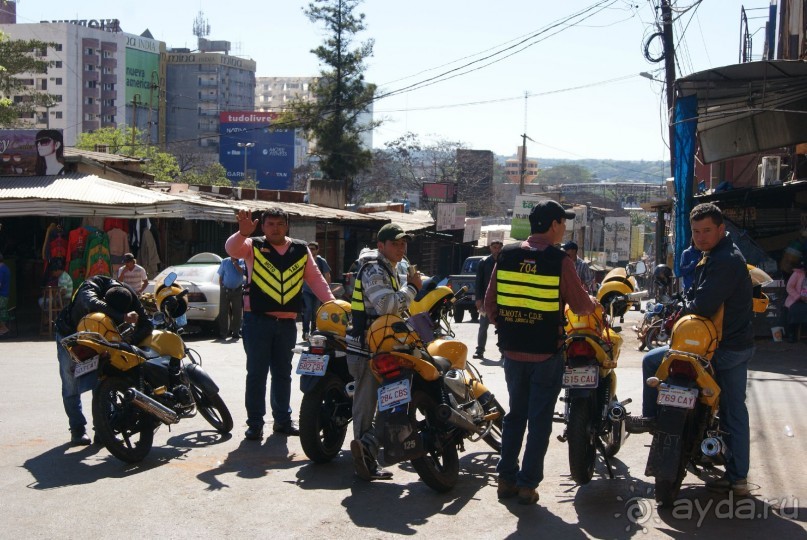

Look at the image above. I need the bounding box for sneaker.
[473,351,484,359]
[369,466,393,480]
[70,429,91,446]
[707,476,751,497]
[626,415,656,434]
[497,478,519,499]
[351,440,372,481]
[518,487,540,505]
[272,421,300,436]
[302,333,309,342]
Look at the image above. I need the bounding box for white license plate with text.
[378,379,411,412]
[295,353,330,376]
[657,385,698,409]
[563,365,599,388]
[74,355,99,377]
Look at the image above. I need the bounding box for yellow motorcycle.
[367,280,505,492]
[643,265,771,506]
[61,272,233,463]
[559,262,647,484]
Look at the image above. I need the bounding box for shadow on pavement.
[23,442,188,490]
[195,433,297,490]
[749,341,807,377]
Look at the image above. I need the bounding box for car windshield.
[463,259,481,273]
[153,265,219,285]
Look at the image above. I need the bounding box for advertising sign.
[218,111,295,190]
[511,194,551,240]
[463,217,482,243]
[421,182,456,203]
[124,37,161,107]
[0,129,65,176]
[436,203,466,231]
[603,216,631,263]
[487,229,505,246]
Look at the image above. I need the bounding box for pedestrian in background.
[217,256,245,340]
[486,201,597,505]
[301,241,331,341]
[679,240,702,292]
[226,208,334,441]
[473,240,502,360]
[562,241,595,294]
[0,252,10,337]
[117,253,148,294]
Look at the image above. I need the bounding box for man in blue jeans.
[301,242,331,341]
[627,202,755,497]
[484,201,597,504]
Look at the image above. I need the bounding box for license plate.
[295,353,329,376]
[378,379,411,412]
[563,365,599,388]
[74,355,99,377]
[657,385,698,409]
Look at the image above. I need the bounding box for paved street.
[1,310,805,538]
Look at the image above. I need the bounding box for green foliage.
[538,163,592,185]
[179,162,231,187]
[0,32,57,127]
[75,126,180,182]
[538,158,668,183]
[288,0,377,199]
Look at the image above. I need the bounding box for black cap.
[377,223,413,243]
[529,200,575,233]
[562,241,578,251]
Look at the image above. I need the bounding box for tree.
[75,126,180,182]
[179,162,231,187]
[0,32,57,127]
[539,164,593,185]
[288,0,377,200]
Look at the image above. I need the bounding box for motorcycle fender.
[185,362,220,395]
[568,387,594,399]
[645,407,689,479]
[300,374,323,394]
[377,408,424,464]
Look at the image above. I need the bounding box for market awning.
[0,174,235,219]
[677,60,807,163]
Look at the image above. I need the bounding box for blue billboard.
[219,111,295,190]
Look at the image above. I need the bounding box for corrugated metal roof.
[365,210,434,232]
[64,148,143,164]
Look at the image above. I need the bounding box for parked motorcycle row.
[59,264,762,506]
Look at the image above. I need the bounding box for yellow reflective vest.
[249,238,309,313]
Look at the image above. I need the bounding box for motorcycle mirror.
[164,271,178,287]
[634,261,647,275]
[391,321,410,334]
[152,312,165,325]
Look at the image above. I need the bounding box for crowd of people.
[42,200,801,507]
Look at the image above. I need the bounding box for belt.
[223,285,243,291]
[256,312,295,322]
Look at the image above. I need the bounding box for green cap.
[377,223,413,243]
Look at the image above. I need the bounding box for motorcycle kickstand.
[595,438,614,479]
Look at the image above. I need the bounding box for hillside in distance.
[500,156,669,184]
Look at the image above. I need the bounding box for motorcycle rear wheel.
[93,377,156,463]
[644,323,668,350]
[191,384,233,434]
[410,391,460,492]
[567,397,596,485]
[299,373,351,463]
[481,397,504,453]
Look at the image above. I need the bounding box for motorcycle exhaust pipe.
[701,436,726,457]
[126,388,179,425]
[608,404,627,422]
[436,404,481,434]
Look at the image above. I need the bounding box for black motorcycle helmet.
[653,264,673,287]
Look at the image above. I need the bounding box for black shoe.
[272,421,300,436]
[472,351,483,359]
[626,415,656,434]
[244,426,264,441]
[351,440,391,480]
[70,430,91,446]
[369,466,393,480]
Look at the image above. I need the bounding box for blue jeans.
[301,291,321,335]
[642,345,754,481]
[497,351,564,489]
[476,314,490,355]
[56,332,97,433]
[242,312,297,429]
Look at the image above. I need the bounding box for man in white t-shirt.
[117,253,148,294]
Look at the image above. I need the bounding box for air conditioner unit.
[759,156,781,186]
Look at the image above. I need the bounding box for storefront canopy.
[0,174,235,220]
[677,60,807,164]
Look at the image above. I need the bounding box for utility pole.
[660,0,676,174]
[519,91,528,195]
[131,94,141,149]
[146,71,159,146]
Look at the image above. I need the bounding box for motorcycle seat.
[431,355,452,374]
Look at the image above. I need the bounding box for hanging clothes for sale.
[107,227,130,275]
[67,225,92,289]
[42,223,68,273]
[85,229,112,278]
[128,218,151,259]
[139,227,161,277]
[103,218,129,233]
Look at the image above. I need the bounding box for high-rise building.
[0,20,163,146]
[164,43,256,153]
[505,146,538,184]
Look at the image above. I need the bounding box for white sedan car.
[145,252,224,328]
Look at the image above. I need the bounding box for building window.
[84,47,94,55]
[54,61,63,68]
[55,44,63,51]
[55,78,63,85]
[55,112,63,119]
[85,97,94,105]
[86,81,97,88]
[85,64,95,71]
[39,79,47,90]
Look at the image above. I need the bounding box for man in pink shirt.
[485,200,598,505]
[226,208,335,441]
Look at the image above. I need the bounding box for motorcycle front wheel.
[643,322,669,350]
[299,373,351,463]
[93,377,156,463]
[567,396,596,485]
[191,383,233,434]
[410,391,460,493]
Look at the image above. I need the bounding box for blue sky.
[15,0,770,161]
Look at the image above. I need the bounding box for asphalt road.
[1,310,805,539]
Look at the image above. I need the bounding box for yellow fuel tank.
[148,330,186,359]
[427,338,468,370]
